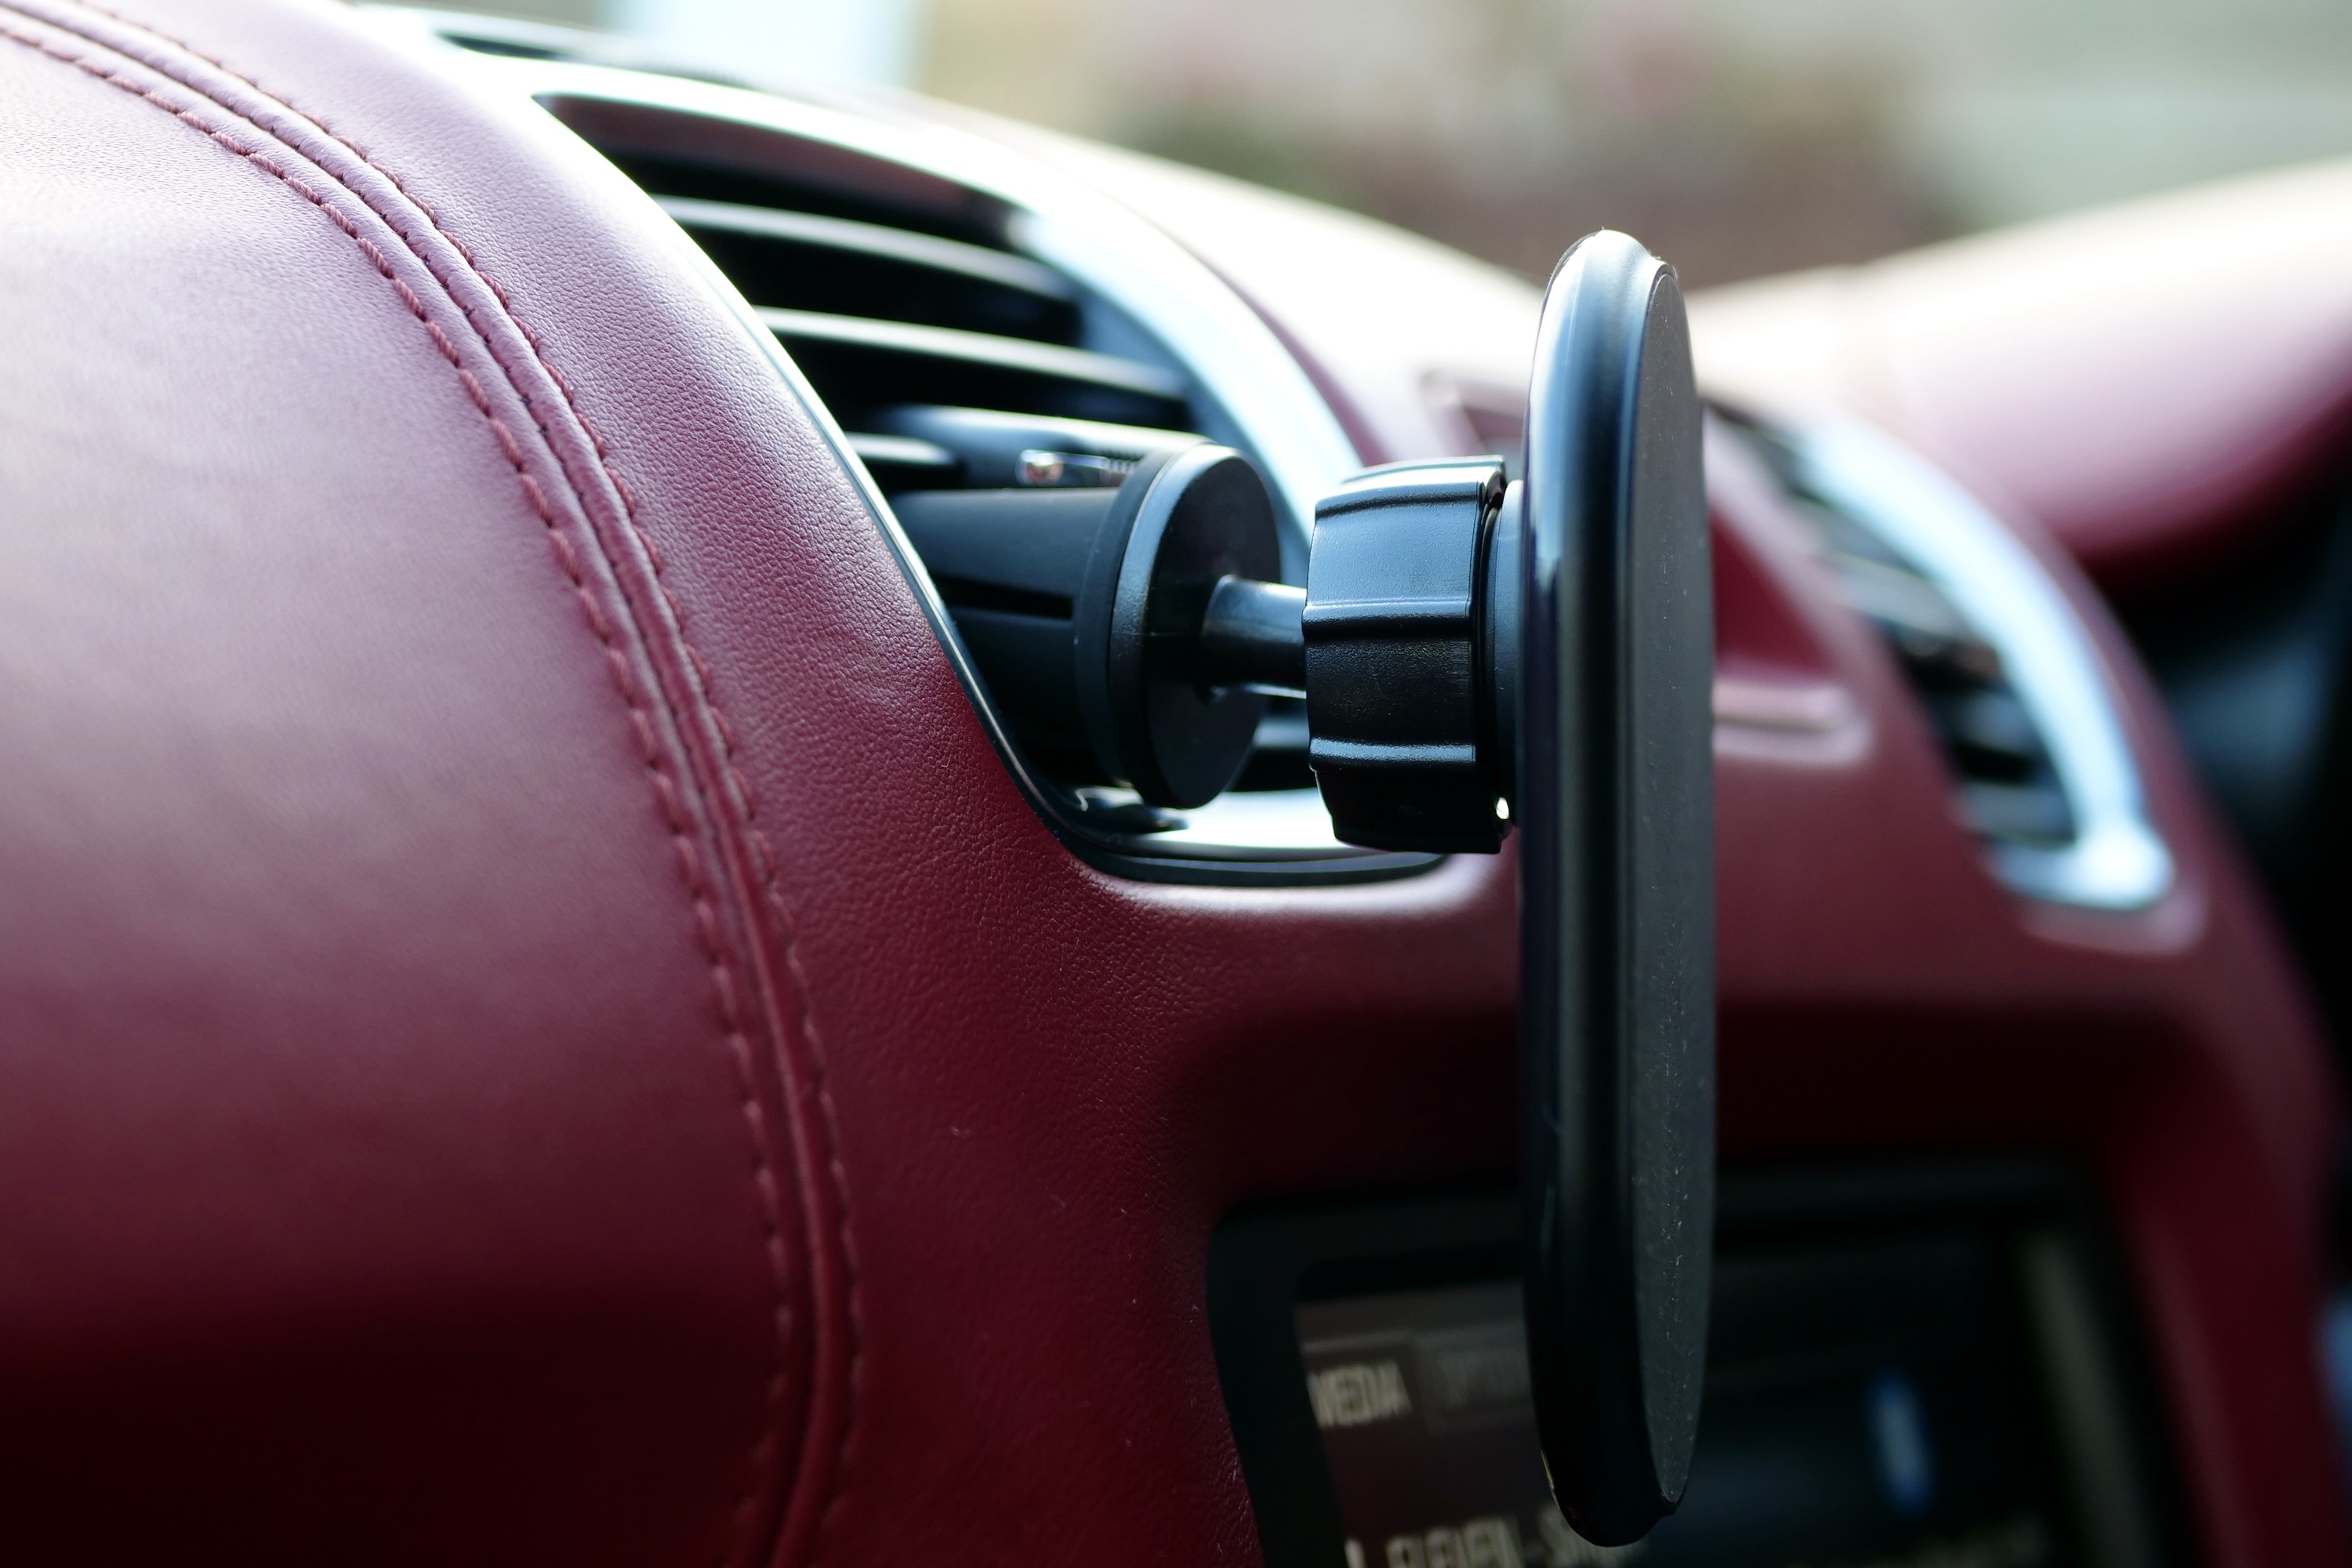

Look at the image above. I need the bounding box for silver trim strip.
[1788,419,2174,911]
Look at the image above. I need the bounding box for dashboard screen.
[1297,1236,2076,1568]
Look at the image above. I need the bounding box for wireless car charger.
[893,230,1714,1545]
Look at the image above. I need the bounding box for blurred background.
[445,0,2352,289]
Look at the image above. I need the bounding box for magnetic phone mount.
[896,230,1714,1545]
[1516,230,1714,1545]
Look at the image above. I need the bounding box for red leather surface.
[1687,163,2352,589]
[0,2,2342,1565]
[0,4,828,1559]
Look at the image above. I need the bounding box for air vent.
[1735,417,2074,848]
[595,145,1203,466]
[1723,412,2172,909]
[1798,495,2076,845]
[550,101,1320,797]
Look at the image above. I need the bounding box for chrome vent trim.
[1755,417,2173,912]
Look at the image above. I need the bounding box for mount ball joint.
[895,230,1713,1547]
[1302,459,1521,853]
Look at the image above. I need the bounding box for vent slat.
[847,432,959,472]
[658,195,1072,301]
[757,308,1189,401]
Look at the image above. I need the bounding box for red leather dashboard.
[1689,169,2352,591]
[0,1,2338,1564]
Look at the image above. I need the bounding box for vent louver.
[598,147,1203,480]
[1731,418,2078,854]
[1806,505,2077,846]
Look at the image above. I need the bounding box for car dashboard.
[0,2,2339,1565]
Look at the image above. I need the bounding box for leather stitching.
[0,12,830,1565]
[14,27,870,1536]
[693,651,868,1568]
